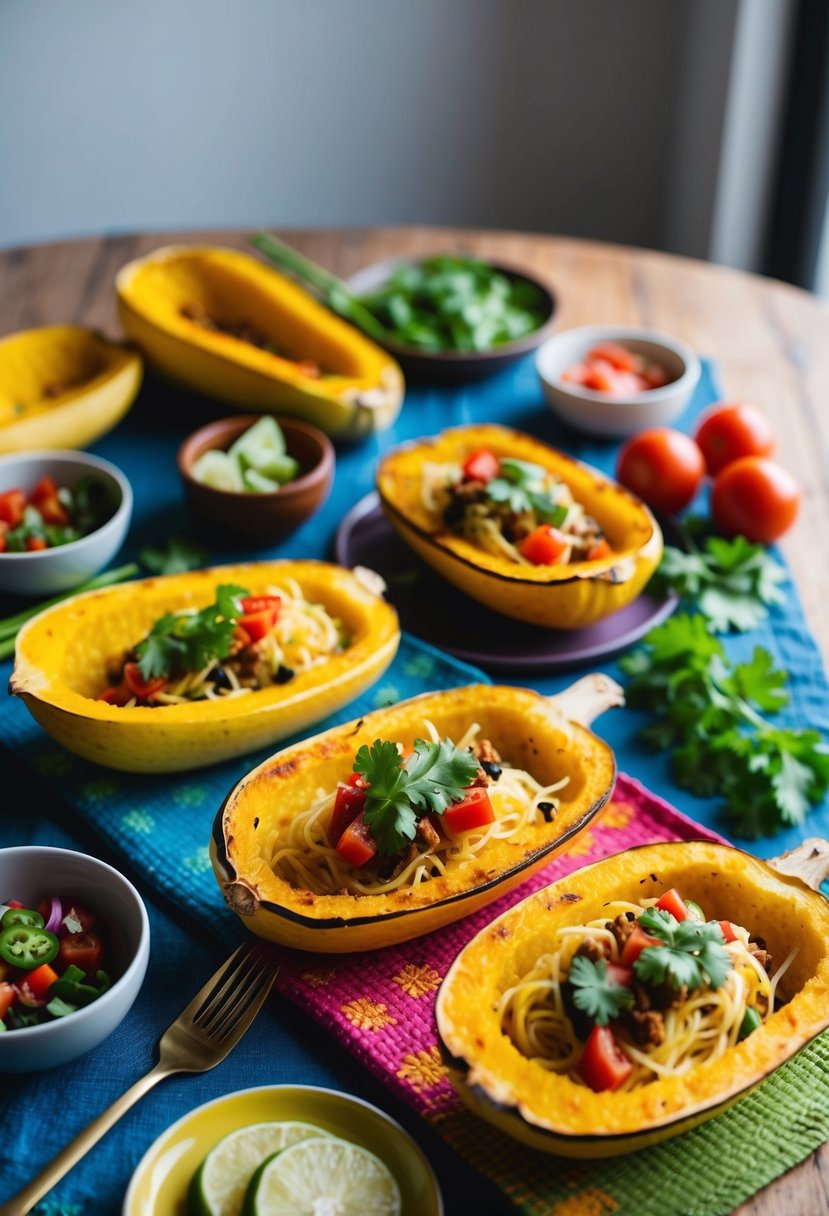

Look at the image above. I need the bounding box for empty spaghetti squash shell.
[436,839,829,1157]
[10,561,399,773]
[376,423,662,628]
[211,676,620,952]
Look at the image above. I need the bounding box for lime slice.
[255,453,299,485]
[242,468,281,494]
[229,416,286,471]
[192,449,244,492]
[188,1121,325,1216]
[243,1137,401,1216]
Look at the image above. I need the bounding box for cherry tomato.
[615,428,705,515]
[711,457,800,544]
[58,931,104,975]
[694,402,775,475]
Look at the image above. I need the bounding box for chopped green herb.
[484,458,567,525]
[568,955,635,1025]
[652,534,788,632]
[634,908,731,991]
[139,536,208,575]
[136,583,248,680]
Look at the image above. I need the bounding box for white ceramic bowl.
[536,325,701,438]
[0,846,150,1071]
[0,450,132,597]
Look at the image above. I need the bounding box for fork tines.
[191,944,277,1043]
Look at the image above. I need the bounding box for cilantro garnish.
[139,536,208,575]
[619,613,829,837]
[652,535,787,633]
[484,458,567,526]
[135,583,248,680]
[634,908,731,991]
[354,738,480,855]
[568,956,635,1025]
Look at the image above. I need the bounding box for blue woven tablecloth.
[0,353,827,1215]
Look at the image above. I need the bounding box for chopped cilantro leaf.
[652,535,787,633]
[484,458,567,525]
[634,908,731,991]
[568,955,634,1025]
[135,583,248,680]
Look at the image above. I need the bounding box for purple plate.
[336,493,678,673]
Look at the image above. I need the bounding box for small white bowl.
[536,325,701,438]
[0,846,150,1071]
[0,450,132,597]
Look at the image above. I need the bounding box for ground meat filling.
[748,938,773,973]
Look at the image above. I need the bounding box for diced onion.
[45,896,63,934]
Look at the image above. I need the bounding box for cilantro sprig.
[136,583,248,680]
[484,458,567,526]
[634,908,731,991]
[620,613,829,837]
[568,956,635,1025]
[354,738,479,855]
[652,534,787,633]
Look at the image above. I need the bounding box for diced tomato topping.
[0,982,15,1019]
[233,625,253,649]
[25,536,48,551]
[97,682,133,707]
[719,919,739,943]
[31,476,59,504]
[462,448,500,484]
[38,493,70,525]
[0,489,25,527]
[620,925,664,967]
[335,811,378,868]
[58,932,103,975]
[642,362,669,389]
[237,610,277,643]
[577,1025,633,1093]
[606,963,634,988]
[328,779,369,847]
[24,963,59,1000]
[587,342,641,374]
[123,662,167,701]
[5,901,24,910]
[519,525,571,566]
[655,888,688,922]
[586,538,613,561]
[443,786,495,834]
[240,595,282,616]
[0,533,6,554]
[560,363,590,385]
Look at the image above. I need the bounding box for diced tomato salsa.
[561,342,671,395]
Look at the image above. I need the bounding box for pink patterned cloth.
[273,773,727,1121]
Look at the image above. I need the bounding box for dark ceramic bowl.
[345,256,557,384]
[178,414,334,543]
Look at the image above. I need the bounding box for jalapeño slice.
[0,925,59,970]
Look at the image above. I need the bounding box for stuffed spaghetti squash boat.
[10,561,399,773]
[211,675,621,952]
[377,423,662,629]
[436,838,829,1157]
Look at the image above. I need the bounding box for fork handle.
[0,1061,174,1215]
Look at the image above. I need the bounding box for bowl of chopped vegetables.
[0,845,150,1071]
[0,449,132,596]
[178,414,334,542]
[343,255,557,383]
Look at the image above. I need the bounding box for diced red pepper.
[240,595,282,616]
[719,920,739,943]
[328,777,368,847]
[620,925,664,967]
[577,1025,633,1092]
[655,888,688,922]
[237,610,277,643]
[462,449,500,483]
[519,525,571,566]
[335,810,378,868]
[0,489,25,527]
[443,787,495,834]
[0,982,15,1019]
[25,536,48,551]
[23,963,60,1000]
[586,538,613,561]
[123,662,167,701]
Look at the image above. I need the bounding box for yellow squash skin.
[116,246,404,439]
[211,684,616,952]
[377,423,662,628]
[10,562,400,774]
[0,325,142,453]
[436,840,829,1157]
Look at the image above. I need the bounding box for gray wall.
[0,0,738,254]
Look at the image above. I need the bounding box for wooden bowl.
[178,415,334,542]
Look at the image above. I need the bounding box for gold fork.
[0,942,278,1216]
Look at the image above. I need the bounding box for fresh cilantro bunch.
[569,956,635,1025]
[652,534,787,632]
[484,458,567,525]
[354,738,479,855]
[136,584,248,680]
[635,908,732,991]
[620,613,829,836]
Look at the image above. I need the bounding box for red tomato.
[26,536,48,551]
[462,449,500,483]
[606,963,634,988]
[97,682,133,707]
[711,457,800,544]
[694,402,775,476]
[577,1025,633,1092]
[655,889,688,922]
[58,932,104,975]
[615,428,705,515]
[443,787,495,834]
[519,525,570,565]
[335,811,377,868]
[123,662,167,700]
[620,925,663,967]
[240,595,282,616]
[0,982,15,1019]
[586,538,613,561]
[0,489,25,527]
[237,610,277,643]
[0,531,6,554]
[642,362,669,389]
[719,920,739,943]
[233,625,252,649]
[587,342,640,373]
[31,476,59,503]
[561,363,590,385]
[38,493,70,525]
[327,779,368,847]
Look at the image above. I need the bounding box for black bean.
[274,665,295,684]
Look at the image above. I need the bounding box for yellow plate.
[122,1084,443,1216]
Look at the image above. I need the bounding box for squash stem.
[547,673,625,726]
[250,232,391,342]
[0,562,140,651]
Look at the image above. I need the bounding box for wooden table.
[1,227,827,1215]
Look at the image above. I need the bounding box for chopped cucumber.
[229,416,286,470]
[194,418,299,494]
[243,468,281,494]
[192,450,244,492]
[255,453,299,485]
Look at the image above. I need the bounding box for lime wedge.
[255,453,300,485]
[229,416,286,470]
[243,1137,401,1216]
[192,449,244,492]
[242,468,281,494]
[188,1121,325,1216]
